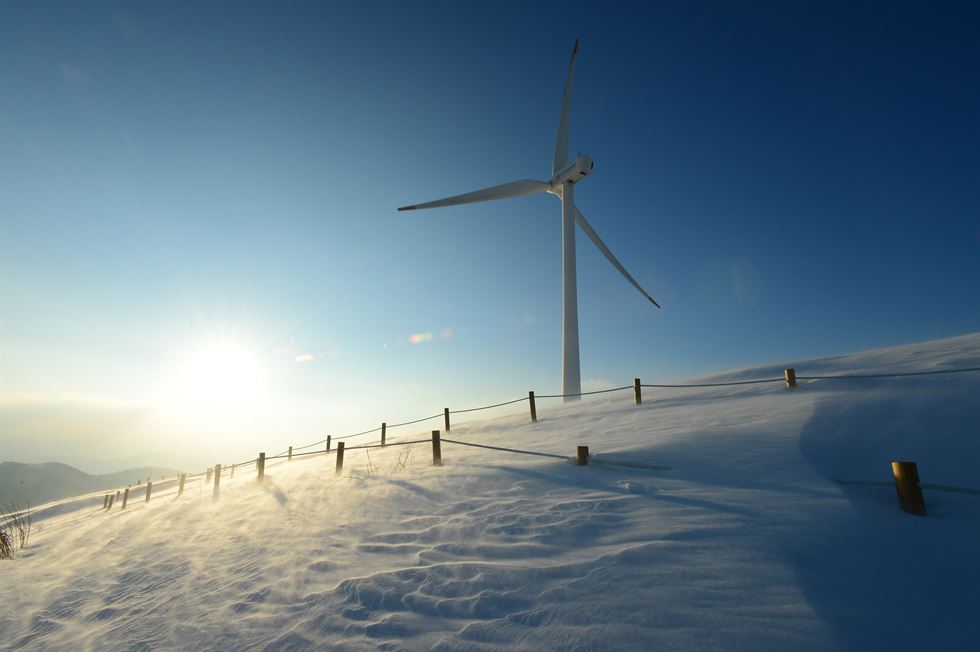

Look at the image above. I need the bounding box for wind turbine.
[398,39,660,400]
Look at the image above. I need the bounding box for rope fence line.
[834,479,893,487]
[286,449,326,459]
[536,385,632,399]
[921,482,980,496]
[919,482,980,496]
[336,426,383,441]
[87,363,980,515]
[450,396,529,414]
[642,378,783,388]
[798,366,980,380]
[441,437,568,460]
[836,479,980,496]
[590,457,673,471]
[293,439,328,451]
[636,366,980,389]
[192,364,980,480]
[386,413,443,430]
[345,438,431,451]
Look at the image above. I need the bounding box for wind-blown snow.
[4,334,980,650]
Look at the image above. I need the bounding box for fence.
[93,364,980,515]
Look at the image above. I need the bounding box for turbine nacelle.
[549,155,594,192]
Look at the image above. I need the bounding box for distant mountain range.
[0,461,181,507]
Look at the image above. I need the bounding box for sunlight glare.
[149,336,278,451]
[188,344,260,402]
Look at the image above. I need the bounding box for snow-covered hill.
[3,334,979,650]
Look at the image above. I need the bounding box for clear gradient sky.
[2,1,978,469]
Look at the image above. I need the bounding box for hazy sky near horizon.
[2,1,978,467]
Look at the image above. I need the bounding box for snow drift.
[3,333,979,650]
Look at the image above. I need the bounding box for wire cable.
[344,438,430,451]
[835,479,980,495]
[293,438,328,451]
[642,378,783,388]
[920,482,980,496]
[288,449,329,459]
[589,458,673,471]
[335,427,382,441]
[799,366,980,380]
[387,413,444,429]
[450,396,529,414]
[536,385,632,399]
[441,437,567,460]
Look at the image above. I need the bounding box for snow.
[3,333,980,650]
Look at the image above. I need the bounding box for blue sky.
[2,1,978,468]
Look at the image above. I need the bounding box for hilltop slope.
[2,333,979,650]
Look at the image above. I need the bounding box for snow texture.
[3,333,980,650]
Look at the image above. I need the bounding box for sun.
[185,343,261,403]
[150,335,273,440]
[164,341,265,419]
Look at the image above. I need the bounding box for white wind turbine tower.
[398,39,660,400]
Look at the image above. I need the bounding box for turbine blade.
[552,38,579,178]
[398,179,550,211]
[576,208,661,308]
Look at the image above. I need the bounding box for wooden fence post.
[231,464,235,478]
[326,435,331,453]
[178,473,186,497]
[288,446,293,461]
[213,463,222,500]
[122,488,129,510]
[891,461,926,516]
[206,467,212,483]
[107,494,115,509]
[335,442,345,474]
[145,481,152,503]
[381,422,386,446]
[444,408,450,432]
[529,391,537,422]
[634,378,642,405]
[432,430,442,466]
[784,368,797,389]
[576,446,590,466]
[257,453,265,482]
[103,495,108,509]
